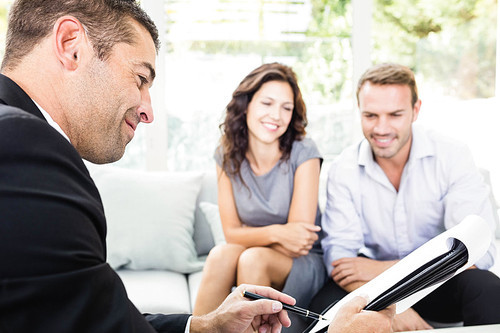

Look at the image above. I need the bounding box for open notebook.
[304,215,492,333]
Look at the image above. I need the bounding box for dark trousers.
[308,269,500,326]
[413,269,500,325]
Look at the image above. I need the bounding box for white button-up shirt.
[321,124,497,275]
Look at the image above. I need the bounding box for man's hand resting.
[331,257,397,289]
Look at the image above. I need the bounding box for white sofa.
[88,164,500,318]
[88,165,222,314]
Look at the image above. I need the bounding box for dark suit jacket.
[0,74,190,332]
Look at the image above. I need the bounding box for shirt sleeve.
[185,316,192,333]
[144,313,191,332]
[441,143,497,269]
[292,138,323,171]
[213,146,223,167]
[321,158,365,276]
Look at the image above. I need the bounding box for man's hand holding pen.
[190,284,293,333]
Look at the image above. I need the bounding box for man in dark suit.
[0,1,394,332]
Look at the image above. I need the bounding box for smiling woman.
[245,80,294,159]
[191,63,328,332]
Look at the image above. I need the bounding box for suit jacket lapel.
[0,73,45,121]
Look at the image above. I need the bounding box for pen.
[243,290,328,321]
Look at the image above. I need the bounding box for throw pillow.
[89,165,205,273]
[199,201,226,246]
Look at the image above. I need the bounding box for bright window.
[118,0,356,172]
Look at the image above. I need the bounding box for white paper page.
[308,215,491,333]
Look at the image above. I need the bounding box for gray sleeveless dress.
[215,138,328,310]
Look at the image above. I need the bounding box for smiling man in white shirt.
[314,63,500,331]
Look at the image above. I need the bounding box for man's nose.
[138,88,154,123]
[373,116,388,134]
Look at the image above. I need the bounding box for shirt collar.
[409,124,435,161]
[32,101,71,142]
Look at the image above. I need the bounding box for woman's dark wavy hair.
[220,62,308,181]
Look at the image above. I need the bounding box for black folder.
[364,238,468,311]
[303,238,469,333]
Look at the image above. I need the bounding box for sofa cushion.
[188,271,204,311]
[199,201,226,246]
[193,171,218,256]
[117,270,192,314]
[89,165,205,273]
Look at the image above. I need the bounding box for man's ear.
[53,16,89,71]
[412,99,422,122]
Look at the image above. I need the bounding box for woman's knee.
[237,247,293,288]
[237,247,273,273]
[205,243,246,270]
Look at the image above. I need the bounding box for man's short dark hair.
[1,0,159,71]
[356,63,419,107]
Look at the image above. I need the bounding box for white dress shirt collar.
[32,101,70,142]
